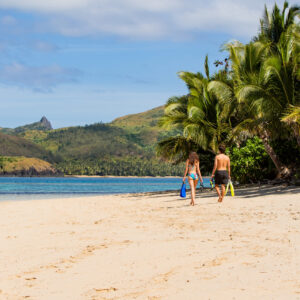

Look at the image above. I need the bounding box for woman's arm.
[197,161,203,183]
[183,159,189,181]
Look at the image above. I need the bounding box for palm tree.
[263,24,300,144]
[281,105,300,146]
[157,56,234,162]
[157,95,194,163]
[257,1,300,45]
[226,40,291,177]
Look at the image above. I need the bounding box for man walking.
[211,144,231,202]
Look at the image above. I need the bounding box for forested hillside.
[0,108,189,176]
[0,132,57,163]
[0,156,59,176]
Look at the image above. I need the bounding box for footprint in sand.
[25,277,37,281]
[204,257,228,267]
[94,287,118,293]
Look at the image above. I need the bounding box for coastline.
[65,175,183,178]
[1,185,299,299]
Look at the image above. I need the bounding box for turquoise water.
[0,177,210,200]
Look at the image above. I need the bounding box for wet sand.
[0,185,299,299]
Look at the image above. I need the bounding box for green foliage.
[0,155,57,175]
[0,132,57,163]
[29,123,146,161]
[272,138,300,167]
[158,2,300,180]
[229,137,272,183]
[56,157,185,177]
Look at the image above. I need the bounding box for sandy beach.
[0,186,300,300]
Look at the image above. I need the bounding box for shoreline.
[0,175,184,178]
[0,182,299,202]
[65,175,183,178]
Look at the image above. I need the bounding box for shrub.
[228,137,273,183]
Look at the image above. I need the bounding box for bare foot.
[190,201,195,206]
[218,197,223,202]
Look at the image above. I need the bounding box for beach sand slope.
[0,185,300,299]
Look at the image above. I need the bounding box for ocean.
[0,177,211,200]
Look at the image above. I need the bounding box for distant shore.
[65,175,183,178]
[0,174,183,178]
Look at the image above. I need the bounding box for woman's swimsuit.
[188,164,198,180]
[189,173,198,180]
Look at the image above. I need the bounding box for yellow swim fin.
[225,182,229,195]
[229,181,235,196]
[225,180,234,196]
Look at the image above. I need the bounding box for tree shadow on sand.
[128,185,300,202]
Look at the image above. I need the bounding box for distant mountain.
[37,123,145,160]
[0,106,187,176]
[11,107,169,159]
[14,116,53,133]
[0,116,53,134]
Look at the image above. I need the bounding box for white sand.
[0,185,300,300]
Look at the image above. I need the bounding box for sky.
[0,0,298,128]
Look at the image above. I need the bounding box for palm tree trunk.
[291,123,300,147]
[259,129,290,177]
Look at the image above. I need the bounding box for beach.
[0,185,300,300]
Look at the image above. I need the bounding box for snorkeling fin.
[225,180,234,196]
[180,182,186,198]
[229,181,235,196]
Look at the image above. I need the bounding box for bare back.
[215,154,230,171]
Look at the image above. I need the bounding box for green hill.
[38,123,146,159]
[0,132,57,163]
[0,156,58,176]
[0,107,186,176]
[111,106,164,130]
[111,106,180,148]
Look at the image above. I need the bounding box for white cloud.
[0,0,298,39]
[0,62,82,92]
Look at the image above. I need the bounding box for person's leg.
[220,171,228,202]
[215,184,222,202]
[188,178,195,205]
[220,184,225,202]
[193,179,199,204]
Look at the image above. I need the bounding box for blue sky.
[0,0,297,128]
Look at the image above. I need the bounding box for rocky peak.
[40,116,53,130]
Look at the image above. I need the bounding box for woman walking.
[183,152,203,206]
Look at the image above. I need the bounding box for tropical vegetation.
[158,1,300,182]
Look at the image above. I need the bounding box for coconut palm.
[263,24,300,143]
[281,105,300,146]
[257,1,300,46]
[157,56,234,162]
[225,40,293,176]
